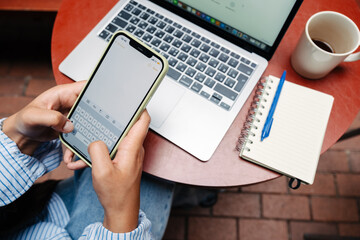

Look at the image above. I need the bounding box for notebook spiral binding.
[237,77,273,152]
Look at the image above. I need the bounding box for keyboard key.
[181,44,191,53]
[140,12,150,20]
[214,83,238,100]
[164,25,175,34]
[172,39,182,48]
[106,23,118,33]
[118,10,132,20]
[146,26,156,34]
[169,47,179,57]
[182,34,193,43]
[99,30,109,40]
[173,22,182,29]
[138,21,148,29]
[191,32,201,39]
[182,26,191,34]
[151,38,161,47]
[185,67,196,77]
[163,35,174,43]
[154,30,165,38]
[218,53,229,63]
[179,75,193,87]
[177,52,188,62]
[167,67,181,80]
[220,46,230,54]
[155,13,164,19]
[208,58,219,68]
[204,78,215,88]
[227,69,239,79]
[195,62,206,72]
[201,36,210,44]
[220,102,231,110]
[190,49,200,58]
[156,21,166,29]
[224,78,236,88]
[173,30,184,38]
[131,8,141,16]
[186,57,197,67]
[237,63,253,76]
[210,42,220,49]
[200,91,210,99]
[138,4,146,10]
[191,39,201,48]
[218,63,229,73]
[130,16,140,25]
[194,72,206,82]
[228,58,239,68]
[130,0,138,5]
[191,82,203,93]
[146,8,155,14]
[148,16,158,25]
[211,93,222,104]
[199,53,210,63]
[176,62,187,72]
[230,52,240,59]
[159,42,170,51]
[209,48,220,58]
[214,72,226,82]
[205,67,216,77]
[112,17,127,28]
[125,25,136,33]
[134,29,144,37]
[142,33,153,42]
[200,44,211,53]
[251,62,257,68]
[164,17,173,24]
[168,57,178,67]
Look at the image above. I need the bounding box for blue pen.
[261,70,286,141]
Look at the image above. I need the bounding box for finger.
[123,110,151,147]
[88,141,113,173]
[66,159,88,170]
[63,148,75,164]
[24,107,74,133]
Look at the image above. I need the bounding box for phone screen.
[62,33,164,163]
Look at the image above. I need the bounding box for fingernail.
[63,120,74,132]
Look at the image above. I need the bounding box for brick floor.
[1,13,360,240]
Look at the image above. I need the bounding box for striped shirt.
[0,118,152,239]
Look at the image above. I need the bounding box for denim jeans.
[55,168,174,240]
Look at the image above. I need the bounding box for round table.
[51,0,360,187]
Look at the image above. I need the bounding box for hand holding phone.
[60,31,168,166]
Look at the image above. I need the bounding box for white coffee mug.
[291,11,360,79]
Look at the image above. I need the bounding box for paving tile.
[0,96,34,115]
[317,150,349,173]
[263,194,310,220]
[188,217,237,240]
[241,176,288,193]
[213,193,260,217]
[290,221,337,240]
[171,206,211,216]
[336,173,360,196]
[0,77,25,96]
[25,78,56,97]
[289,173,336,196]
[339,223,360,237]
[8,60,53,79]
[349,152,360,172]
[163,216,185,240]
[239,219,288,240]
[311,197,359,222]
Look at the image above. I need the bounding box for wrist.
[103,206,139,233]
[2,117,39,155]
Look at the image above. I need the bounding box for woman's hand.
[2,81,85,155]
[89,110,150,233]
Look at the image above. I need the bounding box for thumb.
[25,107,74,133]
[88,141,113,173]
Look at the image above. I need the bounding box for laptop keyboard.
[98,0,257,111]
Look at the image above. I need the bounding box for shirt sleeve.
[79,210,152,240]
[0,118,63,206]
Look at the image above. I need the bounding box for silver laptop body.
[59,0,302,161]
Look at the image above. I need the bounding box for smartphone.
[60,31,168,166]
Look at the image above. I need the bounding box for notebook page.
[240,76,334,184]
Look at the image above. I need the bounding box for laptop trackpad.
[147,79,185,128]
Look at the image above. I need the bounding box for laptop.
[59,0,303,161]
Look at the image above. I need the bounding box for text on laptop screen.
[165,0,297,52]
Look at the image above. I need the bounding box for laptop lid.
[150,0,303,60]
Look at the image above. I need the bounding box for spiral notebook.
[239,75,334,186]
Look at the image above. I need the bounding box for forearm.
[0,118,63,206]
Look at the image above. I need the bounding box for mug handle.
[344,33,360,62]
[344,51,360,62]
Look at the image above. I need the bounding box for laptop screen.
[152,0,302,60]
